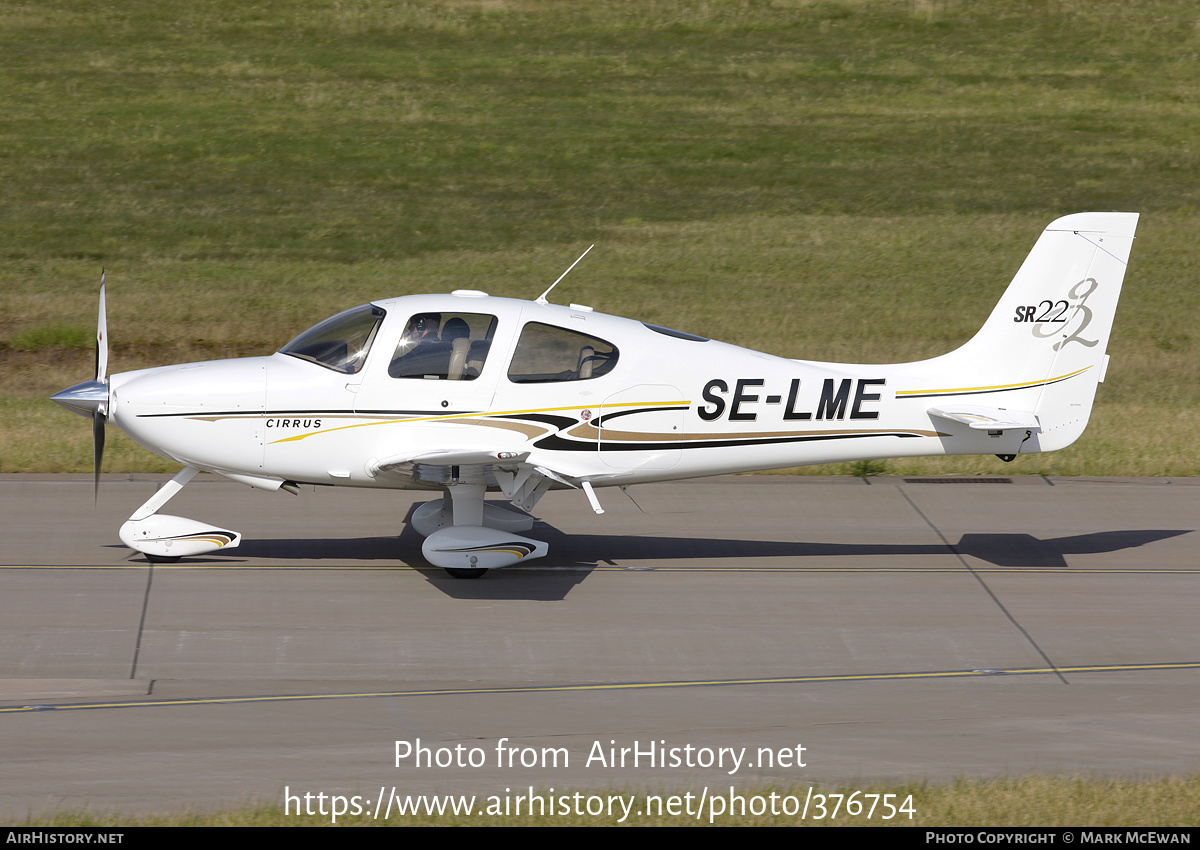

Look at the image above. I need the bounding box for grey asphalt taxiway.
[1,473,1198,819]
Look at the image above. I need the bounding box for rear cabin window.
[388,312,498,380]
[507,322,619,383]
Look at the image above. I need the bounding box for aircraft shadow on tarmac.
[207,526,1189,601]
[538,527,1190,570]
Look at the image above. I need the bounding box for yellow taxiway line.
[3,662,1198,714]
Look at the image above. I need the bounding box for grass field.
[3,0,1199,474]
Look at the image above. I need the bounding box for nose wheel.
[118,466,242,560]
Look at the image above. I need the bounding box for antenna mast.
[536,244,594,305]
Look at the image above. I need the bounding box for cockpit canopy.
[280,298,622,384]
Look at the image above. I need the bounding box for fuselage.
[105,290,1037,491]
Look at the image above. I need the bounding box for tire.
[145,553,181,564]
[444,567,488,580]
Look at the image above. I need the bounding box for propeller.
[95,273,108,385]
[92,274,108,500]
[49,273,110,502]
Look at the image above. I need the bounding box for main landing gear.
[116,466,548,578]
[409,480,546,579]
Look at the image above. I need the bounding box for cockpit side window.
[388,312,498,380]
[279,304,384,374]
[507,322,619,383]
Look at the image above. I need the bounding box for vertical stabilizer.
[929,213,1137,453]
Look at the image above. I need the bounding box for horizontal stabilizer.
[928,405,1040,431]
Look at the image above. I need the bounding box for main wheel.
[145,553,181,564]
[444,567,487,580]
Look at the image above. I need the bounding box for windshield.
[279,304,385,374]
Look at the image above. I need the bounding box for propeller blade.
[92,407,106,503]
[95,272,108,382]
[54,275,112,503]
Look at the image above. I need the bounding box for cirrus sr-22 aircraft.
[52,212,1137,578]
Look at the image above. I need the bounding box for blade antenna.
[536,244,594,305]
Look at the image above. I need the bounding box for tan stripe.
[265,401,692,444]
[441,418,550,439]
[567,423,943,442]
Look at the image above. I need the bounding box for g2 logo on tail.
[1015,277,1099,350]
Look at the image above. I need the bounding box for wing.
[368,447,611,513]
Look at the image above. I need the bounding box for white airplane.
[52,212,1137,578]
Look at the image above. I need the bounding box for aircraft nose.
[50,379,109,419]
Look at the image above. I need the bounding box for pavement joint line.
[894,483,1069,684]
[3,662,1197,715]
[129,563,154,681]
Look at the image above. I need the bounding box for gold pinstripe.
[266,399,690,445]
[897,366,1091,398]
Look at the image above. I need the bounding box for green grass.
[3,0,1198,262]
[8,324,92,350]
[3,0,1199,474]
[18,777,1200,826]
